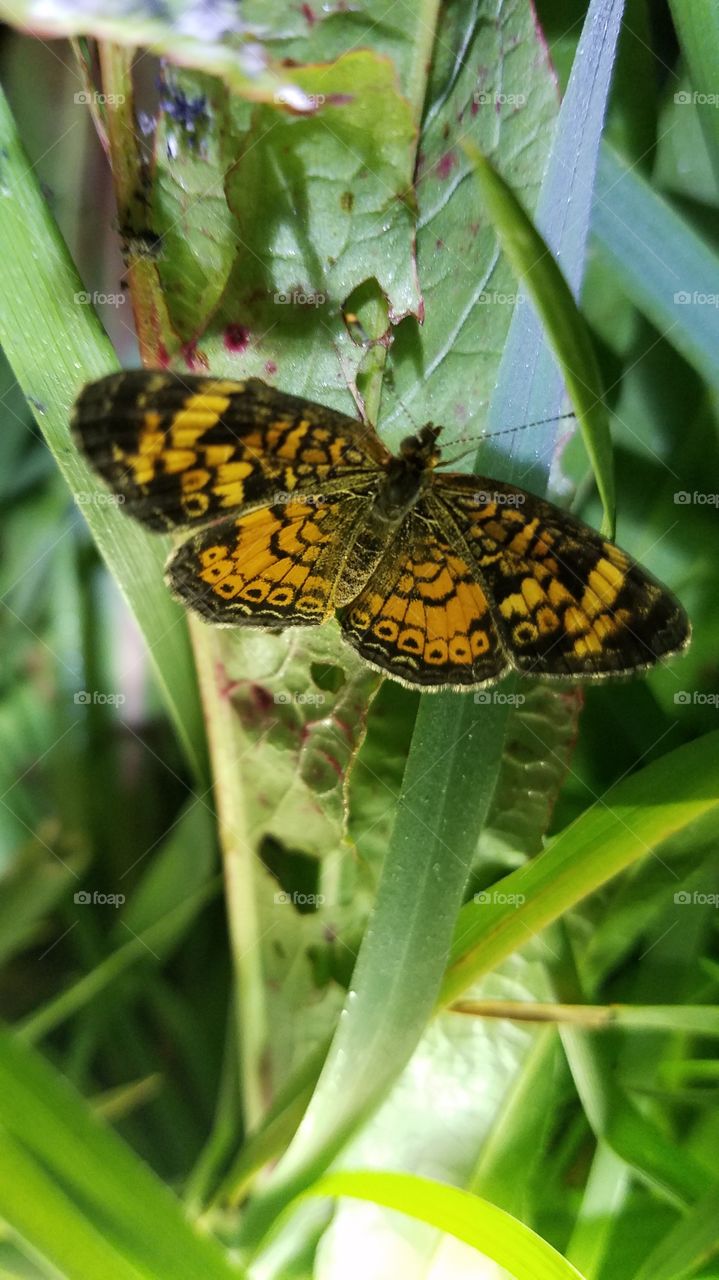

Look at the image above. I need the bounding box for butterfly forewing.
[71,371,388,531]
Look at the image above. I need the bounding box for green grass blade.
[0,83,206,780]
[0,1130,146,1280]
[302,1171,587,1280]
[464,142,615,537]
[668,0,719,184]
[0,1027,244,1279]
[593,144,719,390]
[631,1183,719,1280]
[441,730,719,1005]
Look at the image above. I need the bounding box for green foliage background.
[0,1,717,1278]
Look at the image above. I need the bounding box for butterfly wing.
[435,475,690,677]
[339,508,508,689]
[72,372,388,531]
[166,494,374,626]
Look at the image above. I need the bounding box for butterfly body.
[72,372,690,692]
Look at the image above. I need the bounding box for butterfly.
[71,371,690,692]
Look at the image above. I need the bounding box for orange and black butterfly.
[71,371,690,691]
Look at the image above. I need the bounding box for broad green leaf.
[301,1171,587,1280]
[0,1027,243,1278]
[239,0,625,1251]
[631,1184,719,1280]
[592,145,719,391]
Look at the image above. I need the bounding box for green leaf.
[441,730,719,1005]
[463,141,615,537]
[668,0,719,185]
[302,1170,587,1280]
[592,144,719,391]
[0,1026,243,1278]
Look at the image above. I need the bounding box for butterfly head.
[398,423,442,470]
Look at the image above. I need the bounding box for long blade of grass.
[0,84,206,779]
[463,142,615,536]
[593,143,719,390]
[668,0,719,184]
[301,1171,587,1280]
[238,0,626,1250]
[0,1027,243,1278]
[440,730,719,1004]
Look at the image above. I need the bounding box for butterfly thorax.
[373,424,442,523]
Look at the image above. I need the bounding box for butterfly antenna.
[439,410,576,464]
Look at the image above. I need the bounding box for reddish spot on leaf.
[301,1,316,23]
[471,98,479,117]
[265,360,278,376]
[436,238,444,250]
[436,151,457,180]
[224,323,251,354]
[157,343,171,369]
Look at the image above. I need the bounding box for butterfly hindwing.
[72,371,388,531]
[166,494,374,626]
[340,508,508,688]
[435,475,690,678]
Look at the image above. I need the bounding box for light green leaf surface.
[302,1170,587,1280]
